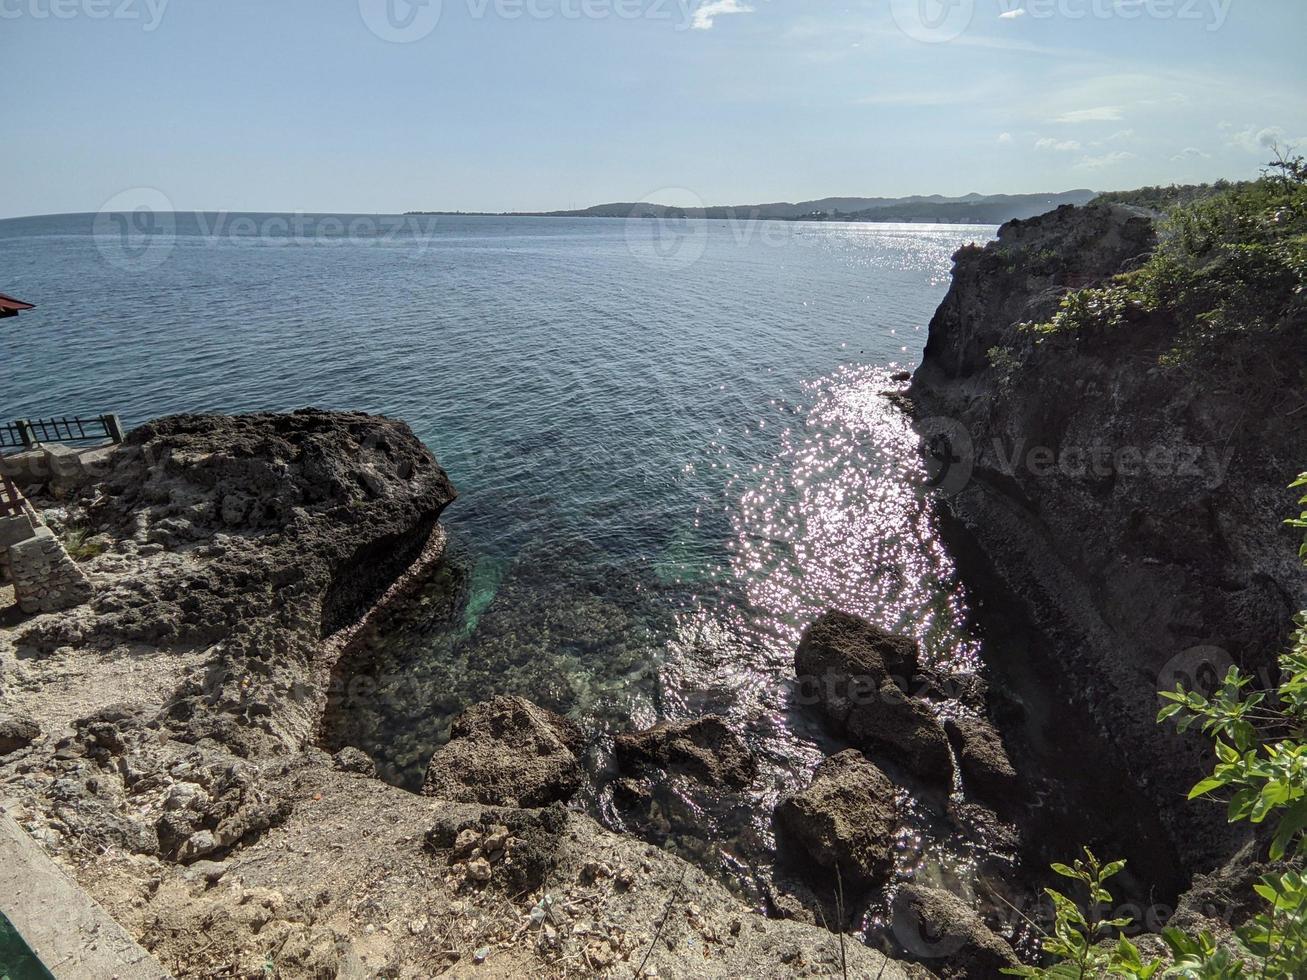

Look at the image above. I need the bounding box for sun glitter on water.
[725,362,979,675]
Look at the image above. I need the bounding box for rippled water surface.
[2,212,1003,914]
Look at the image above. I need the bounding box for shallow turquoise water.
[1,211,1000,908]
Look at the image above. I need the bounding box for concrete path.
[0,811,169,979]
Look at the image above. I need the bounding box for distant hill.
[408,190,1098,224]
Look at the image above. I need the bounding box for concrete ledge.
[0,811,169,979]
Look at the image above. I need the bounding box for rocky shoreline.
[4,201,1304,977]
[0,410,930,977]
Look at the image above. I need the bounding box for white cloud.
[997,132,1013,144]
[1225,125,1306,154]
[1036,137,1082,152]
[999,8,1026,18]
[1076,151,1137,170]
[1056,106,1126,124]
[691,0,754,30]
[1171,147,1211,162]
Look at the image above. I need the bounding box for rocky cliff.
[910,203,1307,874]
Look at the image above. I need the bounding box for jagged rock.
[891,885,1019,979]
[332,747,377,777]
[796,611,953,786]
[421,696,583,807]
[944,715,1021,807]
[0,714,41,755]
[613,715,756,788]
[15,411,457,756]
[774,749,898,889]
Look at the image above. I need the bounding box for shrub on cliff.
[1009,475,1307,977]
[1031,154,1307,371]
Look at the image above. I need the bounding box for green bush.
[1029,155,1307,368]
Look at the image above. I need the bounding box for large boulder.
[796,610,920,699]
[774,749,899,889]
[0,713,41,756]
[944,715,1021,807]
[613,715,756,788]
[891,884,1019,979]
[796,611,953,786]
[421,697,583,808]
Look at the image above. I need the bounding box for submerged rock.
[613,715,757,788]
[774,749,898,890]
[795,611,953,786]
[421,696,583,808]
[891,885,1019,980]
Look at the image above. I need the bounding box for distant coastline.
[407,189,1097,225]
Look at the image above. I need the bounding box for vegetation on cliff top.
[1031,154,1307,369]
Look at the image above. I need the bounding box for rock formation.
[421,695,584,807]
[0,411,925,978]
[613,715,757,788]
[911,202,1307,870]
[774,749,899,890]
[891,884,1019,979]
[796,610,953,786]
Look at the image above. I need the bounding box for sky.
[2,0,1305,217]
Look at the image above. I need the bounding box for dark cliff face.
[911,204,1307,873]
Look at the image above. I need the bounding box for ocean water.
[2,211,1013,920]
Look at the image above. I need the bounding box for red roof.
[0,292,35,314]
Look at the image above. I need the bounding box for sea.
[9,210,1170,943]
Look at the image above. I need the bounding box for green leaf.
[1187,776,1227,800]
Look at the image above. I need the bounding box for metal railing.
[0,414,124,451]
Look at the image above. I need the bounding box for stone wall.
[0,515,93,615]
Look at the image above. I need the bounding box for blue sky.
[2,0,1305,217]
